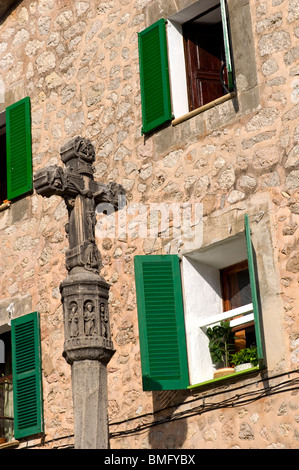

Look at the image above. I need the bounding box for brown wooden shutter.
[183,21,227,110]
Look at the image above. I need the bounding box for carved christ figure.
[69,302,79,338]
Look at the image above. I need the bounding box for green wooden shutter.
[6,96,33,201]
[245,214,264,365]
[220,0,234,91]
[134,255,189,391]
[138,19,172,135]
[11,311,44,439]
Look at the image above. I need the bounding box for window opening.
[0,123,7,205]
[0,331,13,442]
[183,4,229,111]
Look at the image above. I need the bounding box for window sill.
[0,439,20,449]
[0,201,11,212]
[171,91,236,127]
[188,365,261,392]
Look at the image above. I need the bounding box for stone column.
[60,268,115,449]
[71,360,109,449]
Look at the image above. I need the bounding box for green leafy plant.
[207,321,235,368]
[231,346,258,367]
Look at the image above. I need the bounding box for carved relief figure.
[64,197,76,243]
[69,302,79,338]
[83,242,101,273]
[86,208,96,242]
[75,137,95,164]
[84,300,96,336]
[100,302,108,339]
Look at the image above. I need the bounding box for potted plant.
[231,345,258,372]
[207,321,236,378]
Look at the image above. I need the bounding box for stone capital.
[60,271,115,365]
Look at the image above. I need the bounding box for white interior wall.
[182,257,222,384]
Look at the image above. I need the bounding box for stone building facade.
[0,0,298,450]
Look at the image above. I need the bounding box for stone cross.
[34,136,125,449]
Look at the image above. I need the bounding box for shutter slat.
[138,19,172,134]
[134,255,189,390]
[11,312,44,439]
[6,97,33,200]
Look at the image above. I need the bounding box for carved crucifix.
[34,136,124,275]
[34,136,125,449]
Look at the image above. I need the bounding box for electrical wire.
[109,368,298,427]
[21,434,74,449]
[108,369,299,439]
[19,370,299,446]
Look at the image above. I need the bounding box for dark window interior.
[0,110,6,205]
[0,331,12,440]
[0,331,12,378]
[0,124,7,205]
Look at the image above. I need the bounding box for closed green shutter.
[220,0,234,91]
[11,312,44,439]
[245,214,264,365]
[134,255,189,391]
[6,97,33,201]
[138,19,172,135]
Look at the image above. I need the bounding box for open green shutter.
[138,19,172,135]
[245,214,264,365]
[220,0,234,91]
[11,311,44,439]
[134,255,189,391]
[6,97,33,201]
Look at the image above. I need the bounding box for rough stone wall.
[0,0,298,449]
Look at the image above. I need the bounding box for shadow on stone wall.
[148,389,190,449]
